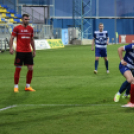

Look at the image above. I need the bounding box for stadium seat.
[14,14,22,18]
[11,13,15,18]
[8,18,17,24]
[13,19,22,23]
[1,13,13,18]
[0,18,7,23]
[0,5,8,9]
[0,4,22,24]
[1,13,6,18]
[6,9,15,14]
[0,9,8,13]
[6,13,12,18]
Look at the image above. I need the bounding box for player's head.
[22,14,30,27]
[99,23,104,32]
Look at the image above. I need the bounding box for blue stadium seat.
[6,9,15,14]
[13,19,21,23]
[0,5,8,9]
[0,18,7,23]
[6,13,12,18]
[14,14,22,18]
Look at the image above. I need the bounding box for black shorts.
[14,52,34,66]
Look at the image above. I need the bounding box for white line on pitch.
[0,104,121,112]
[16,103,121,107]
[0,105,17,112]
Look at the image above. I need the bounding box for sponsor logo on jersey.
[21,36,30,39]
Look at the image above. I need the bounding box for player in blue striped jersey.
[91,23,109,74]
[116,44,134,107]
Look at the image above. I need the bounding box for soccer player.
[117,44,134,107]
[9,14,36,92]
[91,23,109,74]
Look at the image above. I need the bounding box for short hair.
[22,14,29,18]
[99,23,104,26]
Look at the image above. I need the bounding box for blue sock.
[105,60,109,70]
[119,81,130,94]
[95,60,99,70]
[126,84,131,95]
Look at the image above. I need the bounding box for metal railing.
[53,28,61,39]
[37,25,53,39]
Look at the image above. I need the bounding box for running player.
[9,14,36,92]
[91,23,109,74]
[114,70,134,102]
[117,44,134,107]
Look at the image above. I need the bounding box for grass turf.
[0,44,134,134]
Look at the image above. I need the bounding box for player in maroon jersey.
[9,14,36,92]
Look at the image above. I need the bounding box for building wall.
[17,0,134,41]
[53,0,134,41]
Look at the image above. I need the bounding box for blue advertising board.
[62,29,69,45]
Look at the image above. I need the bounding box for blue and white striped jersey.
[93,31,108,49]
[124,44,134,69]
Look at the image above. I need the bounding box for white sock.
[117,92,121,95]
[124,93,128,96]
[14,84,18,88]
[26,84,30,88]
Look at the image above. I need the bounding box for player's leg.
[94,48,100,74]
[123,70,134,98]
[24,52,35,91]
[122,71,134,107]
[101,48,109,73]
[14,66,22,92]
[94,57,99,74]
[104,57,109,73]
[122,84,130,98]
[14,52,23,92]
[114,80,130,102]
[114,63,130,102]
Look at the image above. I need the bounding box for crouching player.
[117,44,134,107]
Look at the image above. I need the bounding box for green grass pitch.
[0,44,134,134]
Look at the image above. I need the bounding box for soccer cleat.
[121,102,134,108]
[94,70,98,74]
[107,70,110,74]
[114,93,120,102]
[25,87,35,92]
[14,88,19,93]
[122,94,130,99]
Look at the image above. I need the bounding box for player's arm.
[118,46,127,65]
[106,32,109,45]
[107,37,109,45]
[91,38,95,51]
[91,32,96,51]
[9,35,15,55]
[31,28,36,57]
[31,37,36,57]
[10,26,18,55]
